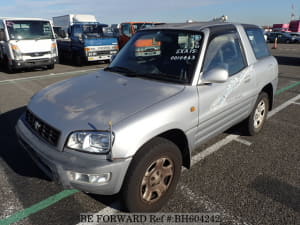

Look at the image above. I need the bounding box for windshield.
[82,24,110,38]
[108,30,203,84]
[6,20,54,40]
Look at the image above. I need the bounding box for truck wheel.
[122,137,182,212]
[245,92,269,136]
[74,55,83,66]
[47,64,54,70]
[6,61,15,73]
[4,58,16,73]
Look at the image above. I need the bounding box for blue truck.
[53,14,118,65]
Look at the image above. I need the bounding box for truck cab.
[53,15,118,65]
[118,22,162,49]
[0,18,58,72]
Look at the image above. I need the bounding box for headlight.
[51,43,57,56]
[66,131,114,154]
[11,44,22,60]
[88,52,98,57]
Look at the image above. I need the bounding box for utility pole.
[291,4,295,20]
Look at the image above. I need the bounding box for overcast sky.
[0,0,298,26]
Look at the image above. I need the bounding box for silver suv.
[16,22,278,212]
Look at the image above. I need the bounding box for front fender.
[111,87,198,159]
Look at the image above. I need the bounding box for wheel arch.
[261,83,274,110]
[157,129,191,169]
[130,129,191,170]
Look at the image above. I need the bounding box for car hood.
[28,70,184,134]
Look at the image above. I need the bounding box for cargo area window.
[246,28,270,59]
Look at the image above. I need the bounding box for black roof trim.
[242,24,260,29]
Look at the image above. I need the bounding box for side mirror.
[78,34,83,41]
[0,30,6,41]
[67,27,71,37]
[202,67,229,84]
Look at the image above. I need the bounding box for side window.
[0,22,5,41]
[121,24,132,37]
[203,33,246,76]
[72,25,83,38]
[246,28,270,59]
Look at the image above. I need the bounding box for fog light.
[67,171,111,184]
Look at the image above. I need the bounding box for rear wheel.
[245,92,269,136]
[122,137,182,212]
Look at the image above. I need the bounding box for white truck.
[53,14,118,65]
[0,17,58,72]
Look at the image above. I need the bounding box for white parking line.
[190,134,239,168]
[292,102,300,106]
[234,138,252,146]
[0,68,99,85]
[0,165,24,220]
[77,94,300,225]
[268,94,300,118]
[180,184,252,225]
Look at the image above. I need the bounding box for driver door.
[194,30,255,146]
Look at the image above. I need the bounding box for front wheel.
[121,137,182,212]
[74,55,85,67]
[245,92,269,136]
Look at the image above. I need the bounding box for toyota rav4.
[16,21,278,212]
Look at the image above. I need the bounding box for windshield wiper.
[104,66,138,77]
[141,73,187,84]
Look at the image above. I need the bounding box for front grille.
[23,51,51,57]
[25,110,60,146]
[96,50,111,56]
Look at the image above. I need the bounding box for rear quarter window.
[245,28,270,59]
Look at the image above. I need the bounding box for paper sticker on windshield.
[170,55,196,61]
[176,48,198,54]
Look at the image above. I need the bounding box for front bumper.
[11,57,58,69]
[15,118,131,195]
[87,55,112,62]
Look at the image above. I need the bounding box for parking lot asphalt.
[0,44,299,225]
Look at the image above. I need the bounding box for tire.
[46,64,54,70]
[6,61,15,73]
[245,92,269,136]
[286,40,290,44]
[74,55,84,66]
[121,137,182,212]
[2,57,13,73]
